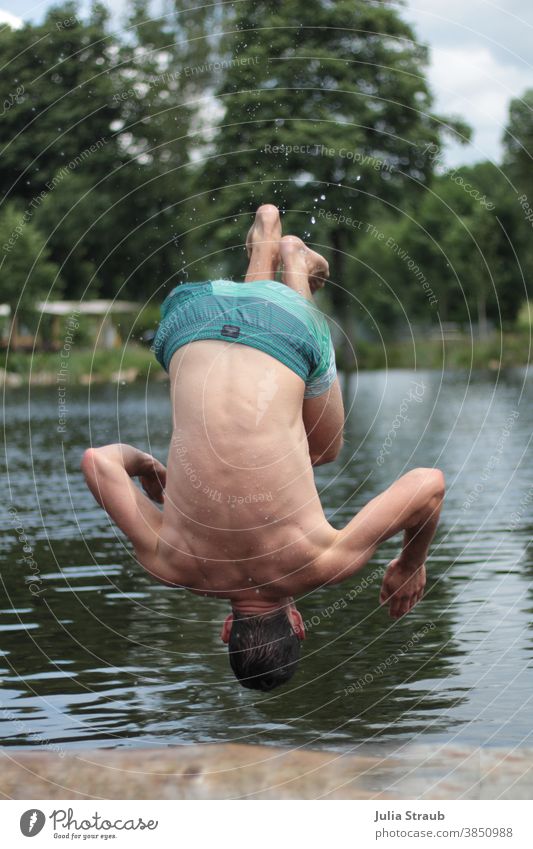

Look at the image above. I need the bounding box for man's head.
[221,603,305,692]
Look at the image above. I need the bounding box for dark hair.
[228,609,301,691]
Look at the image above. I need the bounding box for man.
[81,204,444,692]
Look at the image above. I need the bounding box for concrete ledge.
[1,744,532,800]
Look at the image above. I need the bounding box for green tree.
[0,1,198,302]
[0,203,61,349]
[457,163,523,331]
[200,0,469,357]
[355,162,524,334]
[502,89,533,302]
[503,89,533,197]
[0,3,124,203]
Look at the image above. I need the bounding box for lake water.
[1,369,532,753]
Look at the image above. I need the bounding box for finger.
[409,593,418,610]
[396,600,409,617]
[389,598,402,618]
[398,595,412,617]
[152,486,164,503]
[145,483,161,502]
[380,584,391,604]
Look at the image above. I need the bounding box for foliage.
[0,1,531,358]
[2,344,157,381]
[0,202,61,322]
[201,1,469,280]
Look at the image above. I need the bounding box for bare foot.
[280,235,329,297]
[307,249,329,294]
[245,204,282,259]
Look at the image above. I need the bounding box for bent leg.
[244,204,282,282]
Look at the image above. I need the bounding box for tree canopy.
[0,0,531,350]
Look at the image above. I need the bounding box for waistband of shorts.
[154,286,321,377]
[156,318,314,379]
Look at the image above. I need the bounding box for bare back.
[157,341,334,598]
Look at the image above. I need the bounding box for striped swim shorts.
[152,279,337,399]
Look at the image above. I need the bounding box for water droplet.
[311,216,316,224]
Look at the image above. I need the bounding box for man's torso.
[156,340,336,600]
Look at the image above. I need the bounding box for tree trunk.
[8,312,19,352]
[477,290,489,339]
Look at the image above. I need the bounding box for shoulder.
[279,526,340,593]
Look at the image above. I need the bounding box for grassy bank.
[1,334,531,386]
[1,345,158,385]
[350,332,531,371]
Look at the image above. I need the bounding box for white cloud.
[429,44,532,165]
[0,8,22,29]
[404,0,533,70]
[403,0,533,165]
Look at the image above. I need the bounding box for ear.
[288,608,306,640]
[220,612,234,644]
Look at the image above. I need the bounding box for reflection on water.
[1,368,532,751]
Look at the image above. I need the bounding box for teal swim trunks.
[153,279,337,398]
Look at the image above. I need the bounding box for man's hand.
[138,455,167,504]
[379,557,426,619]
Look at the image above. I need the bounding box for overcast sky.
[1,0,532,167]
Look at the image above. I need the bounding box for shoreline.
[1,335,531,387]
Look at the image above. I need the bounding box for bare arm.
[302,377,344,466]
[80,444,166,562]
[323,467,445,617]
